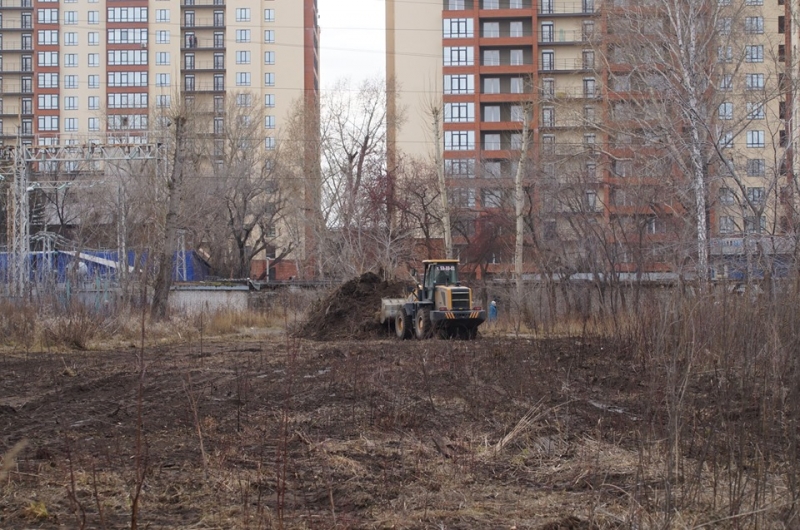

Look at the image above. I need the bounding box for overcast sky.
[318,0,386,87]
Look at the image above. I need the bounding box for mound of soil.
[299,272,411,341]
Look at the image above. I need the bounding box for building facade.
[387,0,796,277]
[0,0,317,145]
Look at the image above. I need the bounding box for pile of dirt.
[298,272,411,341]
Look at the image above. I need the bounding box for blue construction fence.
[0,249,211,284]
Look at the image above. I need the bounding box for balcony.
[181,60,224,71]
[0,0,32,9]
[181,37,225,50]
[539,1,599,15]
[539,58,594,72]
[181,0,225,6]
[540,86,601,99]
[182,83,224,93]
[539,29,590,44]
[181,16,224,28]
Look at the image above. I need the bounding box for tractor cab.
[421,259,459,301]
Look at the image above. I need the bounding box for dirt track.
[0,331,660,529]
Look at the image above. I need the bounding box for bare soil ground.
[0,329,667,530]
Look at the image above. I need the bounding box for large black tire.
[395,309,412,340]
[415,308,432,340]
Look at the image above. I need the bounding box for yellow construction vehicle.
[380,259,486,340]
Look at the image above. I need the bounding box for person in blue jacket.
[488,300,498,323]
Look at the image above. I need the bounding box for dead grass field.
[0,323,798,529]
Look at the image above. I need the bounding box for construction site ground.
[0,323,743,530]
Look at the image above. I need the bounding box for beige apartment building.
[0,0,319,278]
[387,0,796,277]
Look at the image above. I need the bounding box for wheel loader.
[379,259,486,340]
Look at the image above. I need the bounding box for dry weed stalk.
[0,439,28,482]
[492,399,565,454]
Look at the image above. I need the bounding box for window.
[719,102,733,120]
[444,102,475,122]
[541,78,555,97]
[88,117,99,131]
[745,45,764,62]
[482,189,504,208]
[264,72,275,86]
[107,93,147,108]
[265,116,275,129]
[510,49,524,65]
[779,16,785,34]
[745,17,763,34]
[156,95,170,108]
[445,130,475,150]
[236,50,250,64]
[747,159,765,176]
[65,54,78,67]
[37,51,58,67]
[64,118,77,132]
[156,73,170,86]
[747,102,765,120]
[445,159,476,178]
[746,130,765,148]
[37,8,58,23]
[265,137,276,150]
[157,30,169,44]
[64,75,78,89]
[37,94,58,109]
[236,72,251,86]
[511,105,525,122]
[510,21,523,37]
[719,187,736,205]
[88,32,99,46]
[745,0,763,4]
[108,29,148,44]
[235,7,250,21]
[235,93,252,107]
[746,187,765,205]
[156,52,169,65]
[108,50,148,65]
[265,94,275,107]
[64,11,77,24]
[719,74,732,91]
[38,30,58,45]
[718,46,733,63]
[484,105,500,122]
[484,0,499,8]
[720,131,733,148]
[483,22,499,38]
[265,9,274,22]
[444,46,475,66]
[64,96,77,110]
[541,50,554,70]
[484,161,501,178]
[38,115,58,131]
[88,11,99,24]
[444,18,473,38]
[64,32,78,46]
[445,74,475,94]
[510,77,524,93]
[745,216,765,233]
[88,53,99,67]
[108,72,147,87]
[156,9,169,22]
[745,73,764,90]
[483,133,501,150]
[236,29,251,43]
[717,17,732,34]
[719,216,735,233]
[88,75,99,88]
[542,107,555,127]
[484,77,500,94]
[88,96,99,110]
[483,50,500,66]
[107,7,147,21]
[448,0,466,8]
[264,51,275,65]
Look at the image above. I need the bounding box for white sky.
[318,0,386,87]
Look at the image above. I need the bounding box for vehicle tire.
[395,309,412,340]
[415,308,432,340]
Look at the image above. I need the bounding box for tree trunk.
[151,117,186,321]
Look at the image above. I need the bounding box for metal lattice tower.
[5,140,167,298]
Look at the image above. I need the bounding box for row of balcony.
[445,0,598,15]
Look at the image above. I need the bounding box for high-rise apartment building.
[387,0,795,276]
[0,0,318,145]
